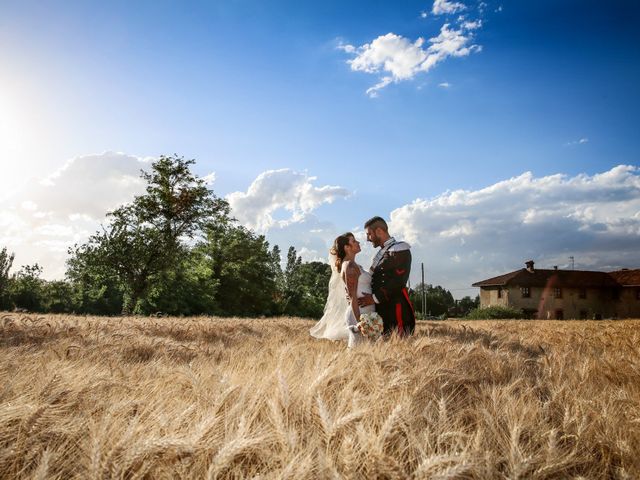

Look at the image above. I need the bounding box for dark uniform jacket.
[370,238,416,335]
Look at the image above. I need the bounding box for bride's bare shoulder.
[341,260,360,275]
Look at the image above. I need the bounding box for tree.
[138,249,219,316]
[0,247,14,309]
[457,295,480,317]
[43,280,75,314]
[66,155,229,314]
[281,246,304,314]
[10,264,45,312]
[197,222,279,316]
[279,247,331,318]
[66,240,125,315]
[409,283,455,317]
[295,261,331,318]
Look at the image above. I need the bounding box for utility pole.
[421,262,426,319]
[569,256,575,270]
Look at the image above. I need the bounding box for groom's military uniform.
[370,238,415,336]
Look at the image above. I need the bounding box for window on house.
[579,288,586,299]
[497,288,502,298]
[612,289,620,300]
[521,287,530,298]
[553,287,562,299]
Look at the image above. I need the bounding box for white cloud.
[439,82,451,88]
[432,0,467,15]
[0,152,149,279]
[388,165,640,296]
[0,159,351,280]
[34,151,148,218]
[342,23,481,97]
[227,169,351,232]
[565,138,589,146]
[202,172,216,186]
[462,20,482,30]
[336,41,356,54]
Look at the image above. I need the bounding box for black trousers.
[376,288,415,336]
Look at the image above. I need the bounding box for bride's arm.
[342,261,361,323]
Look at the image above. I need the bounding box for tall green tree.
[410,283,455,317]
[67,155,229,313]
[280,247,331,318]
[138,249,219,316]
[10,264,45,312]
[197,222,279,316]
[281,246,303,314]
[66,239,125,315]
[296,261,332,318]
[42,280,75,314]
[0,247,14,309]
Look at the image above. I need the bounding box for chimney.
[525,260,535,272]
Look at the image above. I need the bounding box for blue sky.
[1,1,639,296]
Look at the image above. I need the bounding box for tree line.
[0,156,330,318]
[0,155,478,318]
[408,283,479,319]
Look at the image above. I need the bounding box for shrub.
[465,305,524,320]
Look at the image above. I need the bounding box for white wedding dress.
[310,262,375,348]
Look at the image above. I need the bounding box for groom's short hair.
[365,216,388,232]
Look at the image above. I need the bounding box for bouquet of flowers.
[357,312,383,340]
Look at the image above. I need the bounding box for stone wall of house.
[481,286,630,319]
[479,287,508,308]
[615,287,640,318]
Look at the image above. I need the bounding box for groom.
[359,216,415,336]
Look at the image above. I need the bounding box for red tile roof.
[608,269,640,286]
[473,268,620,288]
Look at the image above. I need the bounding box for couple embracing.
[310,216,416,347]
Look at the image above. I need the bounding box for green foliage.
[66,238,125,315]
[446,295,481,318]
[295,261,332,318]
[465,305,525,320]
[138,250,219,316]
[194,222,280,316]
[66,154,229,314]
[0,247,14,309]
[42,281,76,314]
[280,247,331,318]
[10,264,46,312]
[409,283,455,317]
[1,156,338,318]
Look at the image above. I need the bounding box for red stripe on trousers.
[402,287,415,316]
[395,303,404,333]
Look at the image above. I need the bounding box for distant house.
[472,260,640,319]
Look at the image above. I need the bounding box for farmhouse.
[472,260,640,319]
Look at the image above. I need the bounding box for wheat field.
[1,314,639,479]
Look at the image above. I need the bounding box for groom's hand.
[358,294,375,307]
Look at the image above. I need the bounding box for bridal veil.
[309,253,348,341]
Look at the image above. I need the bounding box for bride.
[310,232,375,348]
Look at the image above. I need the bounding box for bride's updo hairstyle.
[330,233,354,272]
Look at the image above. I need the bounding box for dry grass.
[1,313,639,479]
